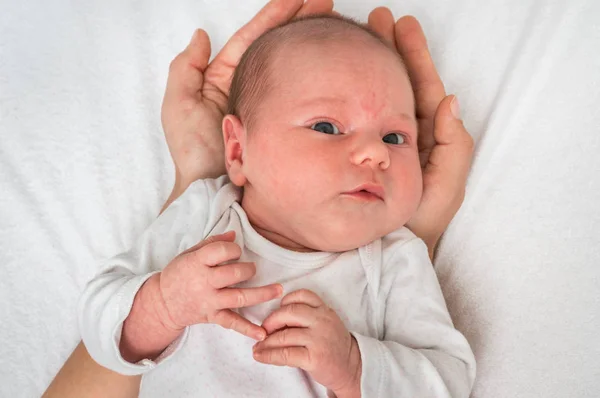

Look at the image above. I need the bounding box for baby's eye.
[382,133,406,145]
[311,122,340,135]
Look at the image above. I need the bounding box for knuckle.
[236,290,248,307]
[287,303,299,315]
[246,262,257,275]
[233,266,242,279]
[213,241,227,258]
[277,329,288,345]
[221,315,234,330]
[281,347,290,363]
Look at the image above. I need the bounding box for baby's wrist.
[332,335,362,398]
[119,273,184,363]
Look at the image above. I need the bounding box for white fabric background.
[1,0,598,397]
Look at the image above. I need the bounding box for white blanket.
[1,0,599,397]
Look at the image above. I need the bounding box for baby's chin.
[302,222,405,253]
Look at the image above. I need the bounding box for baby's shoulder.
[182,175,241,209]
[379,227,431,272]
[159,175,241,235]
[185,175,234,198]
[380,226,420,252]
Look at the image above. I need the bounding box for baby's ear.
[222,114,247,187]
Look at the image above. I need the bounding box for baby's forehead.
[228,15,410,123]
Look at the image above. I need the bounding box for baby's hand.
[252,289,362,397]
[159,231,282,339]
[120,231,282,363]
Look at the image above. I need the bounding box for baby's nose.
[350,139,390,170]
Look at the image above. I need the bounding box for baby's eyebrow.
[392,113,418,135]
[297,97,348,108]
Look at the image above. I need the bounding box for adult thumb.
[433,95,471,147]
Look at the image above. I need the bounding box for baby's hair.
[227,13,407,129]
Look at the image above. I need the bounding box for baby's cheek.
[408,168,424,212]
[392,163,423,217]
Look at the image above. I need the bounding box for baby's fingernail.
[450,95,461,120]
[256,331,265,341]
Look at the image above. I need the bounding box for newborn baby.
[80,14,475,398]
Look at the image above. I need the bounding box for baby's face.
[228,37,422,252]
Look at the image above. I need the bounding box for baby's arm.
[352,238,476,397]
[79,178,282,375]
[78,180,211,375]
[116,231,282,364]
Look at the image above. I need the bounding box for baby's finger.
[217,284,283,309]
[209,262,257,289]
[180,231,235,256]
[261,303,317,334]
[253,327,311,352]
[295,0,334,17]
[367,7,395,45]
[212,309,267,341]
[280,289,323,307]
[252,346,310,369]
[190,240,242,267]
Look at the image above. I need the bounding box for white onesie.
[79,176,475,397]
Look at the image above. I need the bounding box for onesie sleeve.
[78,177,230,375]
[351,237,476,397]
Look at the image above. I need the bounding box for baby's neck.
[250,223,316,253]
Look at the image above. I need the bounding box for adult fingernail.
[451,95,461,120]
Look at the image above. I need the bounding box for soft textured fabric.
[80,176,475,397]
[1,1,599,397]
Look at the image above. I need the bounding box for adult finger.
[179,231,235,256]
[208,262,257,289]
[395,16,445,121]
[261,303,317,334]
[164,29,211,101]
[212,309,267,341]
[210,0,305,82]
[367,7,395,45]
[253,327,311,351]
[217,284,283,309]
[295,0,334,17]
[252,346,310,368]
[427,95,474,181]
[280,289,323,307]
[407,95,474,249]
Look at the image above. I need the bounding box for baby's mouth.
[342,183,385,201]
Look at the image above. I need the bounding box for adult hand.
[368,9,475,258]
[161,0,334,192]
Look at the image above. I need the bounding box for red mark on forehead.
[359,90,384,119]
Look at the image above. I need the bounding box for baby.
[80,14,475,398]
